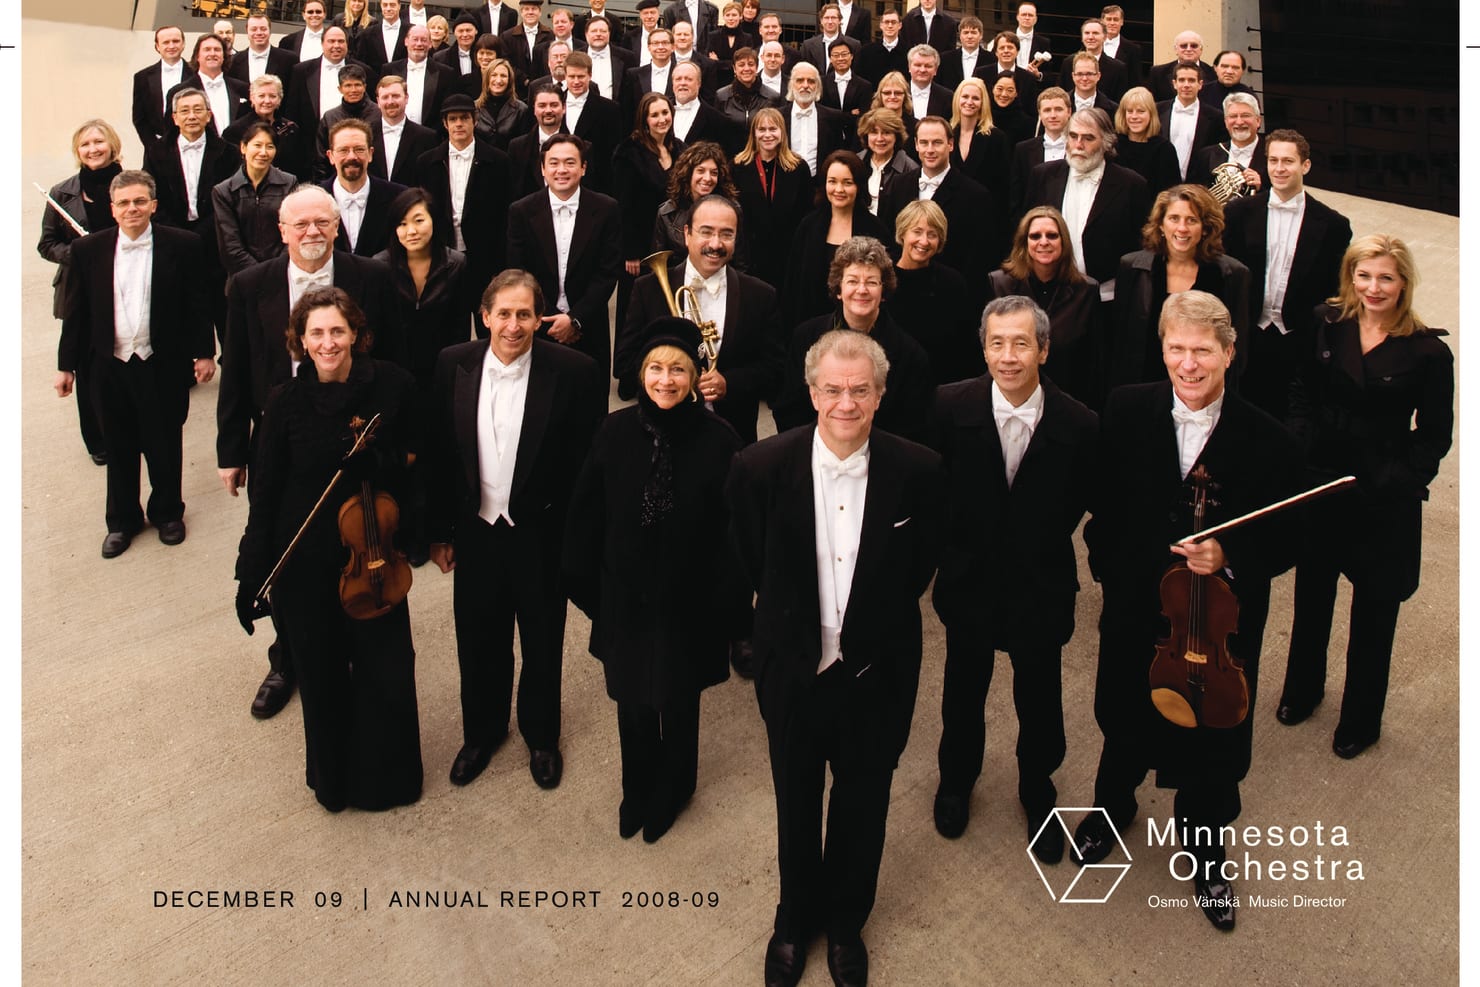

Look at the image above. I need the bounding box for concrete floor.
[16,19,1462,986]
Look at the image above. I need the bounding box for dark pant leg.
[1008,644,1065,814]
[1282,555,1341,709]
[617,701,660,811]
[766,678,828,943]
[1335,589,1402,744]
[135,358,186,526]
[97,357,144,533]
[1174,782,1241,875]
[660,691,702,806]
[452,517,517,746]
[278,580,354,811]
[1242,324,1299,422]
[74,358,105,456]
[936,623,995,798]
[510,524,568,751]
[822,730,896,941]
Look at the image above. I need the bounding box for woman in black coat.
[474,59,533,150]
[234,287,423,813]
[613,92,684,337]
[564,317,747,843]
[1108,184,1251,391]
[1277,235,1454,760]
[1113,86,1183,197]
[889,199,980,384]
[38,118,121,465]
[949,77,1012,196]
[782,149,889,328]
[858,107,919,218]
[732,107,812,292]
[988,74,1034,146]
[651,140,743,259]
[988,205,1104,406]
[213,121,298,283]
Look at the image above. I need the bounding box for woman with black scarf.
[38,118,123,465]
[564,317,747,844]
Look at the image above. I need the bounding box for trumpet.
[641,250,721,374]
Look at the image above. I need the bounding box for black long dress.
[236,357,423,813]
[372,246,471,392]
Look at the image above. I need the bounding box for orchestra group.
[38,0,1453,981]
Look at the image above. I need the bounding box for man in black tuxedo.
[427,269,606,791]
[1186,93,1268,195]
[661,0,717,53]
[561,53,623,191]
[726,329,942,987]
[476,0,520,38]
[1003,1,1053,74]
[937,16,991,89]
[1065,51,1119,117]
[216,185,401,718]
[670,62,741,151]
[534,8,589,68]
[782,63,848,181]
[1059,20,1128,101]
[319,117,406,257]
[357,0,410,71]
[882,117,1001,285]
[1222,129,1352,421]
[1072,290,1299,932]
[166,36,250,142]
[506,84,570,200]
[1157,62,1225,179]
[757,41,794,102]
[669,21,719,98]
[506,134,623,373]
[228,13,300,86]
[55,170,216,558]
[900,0,956,56]
[279,0,329,59]
[379,25,458,127]
[990,33,1043,114]
[622,0,663,67]
[1147,30,1216,102]
[1025,108,1148,300]
[435,14,484,89]
[286,26,374,130]
[417,94,514,312]
[623,26,677,122]
[132,26,199,148]
[801,4,861,73]
[616,195,783,443]
[575,0,626,47]
[929,296,1097,860]
[502,0,555,89]
[856,8,907,86]
[1100,5,1141,86]
[582,16,635,105]
[1201,49,1255,109]
[369,75,441,185]
[905,45,955,122]
[821,40,874,142]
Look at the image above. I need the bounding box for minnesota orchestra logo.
[1028,807,1133,904]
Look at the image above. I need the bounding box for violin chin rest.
[1151,688,1198,728]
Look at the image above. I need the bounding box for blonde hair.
[950,77,995,135]
[71,119,122,169]
[1331,234,1425,336]
[1113,86,1159,137]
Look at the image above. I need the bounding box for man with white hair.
[906,44,954,121]
[1187,92,1269,194]
[1147,29,1216,101]
[783,62,846,176]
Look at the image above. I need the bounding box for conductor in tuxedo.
[1072,290,1299,932]
[506,134,623,373]
[426,269,607,790]
[55,170,217,558]
[726,329,942,987]
[929,296,1097,862]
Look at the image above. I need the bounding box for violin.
[1148,465,1248,729]
[336,419,412,620]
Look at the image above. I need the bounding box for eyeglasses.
[112,196,153,208]
[816,385,875,401]
[286,218,336,233]
[692,227,736,243]
[842,277,883,290]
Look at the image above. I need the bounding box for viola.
[336,423,412,620]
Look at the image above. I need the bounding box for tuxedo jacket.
[216,251,401,468]
[726,426,943,766]
[368,117,441,184]
[225,45,300,85]
[575,10,627,47]
[132,61,201,147]
[286,56,377,129]
[783,102,849,178]
[622,61,677,123]
[900,8,957,55]
[1200,80,1256,110]
[1147,59,1216,103]
[930,375,1098,647]
[356,19,410,70]
[936,49,994,89]
[1157,98,1226,168]
[583,45,636,104]
[58,226,213,380]
[999,30,1055,70]
[318,175,406,257]
[673,101,745,157]
[840,4,872,45]
[1222,191,1352,338]
[1008,134,1053,218]
[506,126,568,201]
[1186,136,1271,195]
[501,25,555,84]
[426,336,606,548]
[910,82,956,122]
[278,29,320,54]
[415,139,513,280]
[661,0,719,50]
[855,40,907,85]
[566,93,624,192]
[505,187,623,372]
[800,33,861,73]
[820,73,875,123]
[1105,36,1143,86]
[1024,159,1149,287]
[475,2,521,38]
[432,43,480,85]
[1072,90,1119,119]
[165,76,251,140]
[1061,53,1130,101]
[615,262,784,444]
[377,58,459,125]
[142,132,242,264]
[880,166,1001,281]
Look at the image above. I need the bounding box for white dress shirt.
[992,381,1042,487]
[639,28,652,66]
[759,70,783,96]
[177,134,206,221]
[1225,139,1256,171]
[833,71,852,104]
[673,97,700,140]
[246,48,271,82]
[910,84,932,122]
[648,61,670,94]
[838,0,855,34]
[300,28,324,61]
[790,102,819,173]
[812,430,868,673]
[200,73,231,132]
[477,345,532,525]
[1015,30,1036,68]
[319,59,344,116]
[408,5,427,25]
[1168,98,1200,177]
[404,59,427,123]
[381,118,405,175]
[960,48,979,79]
[1103,35,1121,59]
[1060,159,1103,279]
[1172,391,1223,479]
[458,47,473,74]
[333,180,370,250]
[113,226,155,361]
[382,18,403,62]
[682,257,727,388]
[566,92,588,132]
[917,166,948,200]
[1042,133,1067,162]
[448,141,475,250]
[550,187,581,312]
[588,47,614,95]
[523,25,540,59]
[160,60,184,115]
[1260,191,1307,333]
[1074,90,1098,111]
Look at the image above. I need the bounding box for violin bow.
[1175,475,1357,546]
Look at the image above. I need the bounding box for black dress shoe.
[101,530,133,559]
[618,800,643,839]
[1071,813,1121,867]
[450,742,498,786]
[826,935,868,987]
[763,932,805,987]
[89,451,107,466]
[1332,735,1373,759]
[1194,873,1237,931]
[1028,808,1065,865]
[530,748,563,789]
[250,671,295,719]
[1275,700,1318,726]
[932,791,968,839]
[730,638,756,679]
[157,520,187,546]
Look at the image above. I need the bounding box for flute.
[33,182,88,237]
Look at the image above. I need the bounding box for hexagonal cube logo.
[1028,807,1133,904]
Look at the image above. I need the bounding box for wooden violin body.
[1148,464,1249,729]
[337,478,413,621]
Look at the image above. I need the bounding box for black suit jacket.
[841,4,872,45]
[937,49,994,89]
[1105,36,1143,86]
[287,56,377,129]
[566,93,624,192]
[415,139,513,282]
[661,0,719,50]
[1147,59,1216,103]
[674,100,745,156]
[357,19,410,70]
[1157,98,1226,173]
[1223,191,1352,337]
[801,33,861,73]
[615,261,784,443]
[900,8,957,54]
[1061,53,1129,101]
[584,45,636,104]
[143,132,242,265]
[998,30,1055,71]
[930,376,1097,646]
[1186,136,1270,194]
[475,2,521,38]
[1008,134,1052,219]
[820,73,875,123]
[378,58,459,125]
[278,29,319,54]
[881,167,1002,282]
[501,24,555,83]
[426,336,606,547]
[575,9,627,47]
[1024,159,1149,288]
[622,61,677,123]
[318,176,406,257]
[505,187,623,372]
[225,46,300,85]
[505,126,567,201]
[216,251,401,468]
[782,102,849,179]
[855,40,907,85]
[132,61,201,147]
[368,117,441,184]
[165,76,251,140]
[726,426,943,766]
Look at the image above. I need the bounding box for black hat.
[639,316,703,367]
[519,0,544,6]
[452,12,479,29]
[635,0,660,10]
[441,93,477,116]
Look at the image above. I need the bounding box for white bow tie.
[834,72,852,83]
[489,359,525,380]
[1043,136,1066,151]
[294,270,332,287]
[119,236,153,253]
[1174,103,1197,115]
[554,202,576,218]
[1070,169,1099,184]
[1269,196,1301,213]
[793,107,813,118]
[180,137,206,153]
[1172,404,1215,428]
[690,273,722,297]
[994,405,1036,429]
[821,456,866,480]
[919,174,943,192]
[449,145,474,162]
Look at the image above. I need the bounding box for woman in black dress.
[858,107,919,217]
[1108,183,1250,390]
[732,107,812,292]
[1277,235,1454,760]
[890,199,980,385]
[234,287,423,813]
[334,0,373,47]
[652,140,741,256]
[988,205,1104,406]
[213,121,298,283]
[38,118,122,465]
[564,317,747,843]
[989,73,1034,146]
[949,77,1011,195]
[614,92,683,336]
[737,0,764,46]
[782,149,888,327]
[1113,86,1182,197]
[373,187,470,393]
[474,58,533,150]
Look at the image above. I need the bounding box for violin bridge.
[367,559,386,571]
[1183,650,1208,664]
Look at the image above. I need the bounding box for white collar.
[548,186,581,211]
[683,258,726,295]
[991,380,1043,421]
[335,179,369,201]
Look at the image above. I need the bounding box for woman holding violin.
[1276,235,1454,760]
[234,287,423,813]
[1076,290,1300,932]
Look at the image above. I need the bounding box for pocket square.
[892,517,912,528]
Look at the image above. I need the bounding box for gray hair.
[251,73,284,94]
[1222,91,1260,116]
[1070,107,1116,155]
[787,62,820,101]
[170,86,208,113]
[804,329,890,393]
[280,183,340,220]
[1159,289,1237,349]
[907,43,939,66]
[979,295,1051,349]
[826,236,897,297]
